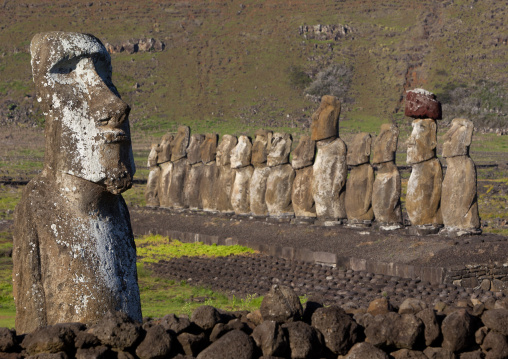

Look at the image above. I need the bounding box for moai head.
[372,123,399,164]
[31,32,135,194]
[267,133,292,167]
[251,129,273,166]
[230,135,252,169]
[147,143,160,168]
[347,132,372,166]
[406,119,437,165]
[157,133,174,164]
[200,133,218,164]
[291,136,315,170]
[216,135,238,167]
[405,88,442,120]
[187,134,205,165]
[310,95,341,141]
[171,125,190,161]
[442,118,474,158]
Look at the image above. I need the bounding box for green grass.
[0,257,15,329]
[0,185,23,220]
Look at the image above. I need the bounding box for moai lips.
[310,95,341,141]
[13,32,141,334]
[405,89,442,120]
[406,119,437,165]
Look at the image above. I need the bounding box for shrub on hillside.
[304,63,353,103]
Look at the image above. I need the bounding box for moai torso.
[250,130,272,217]
[441,119,480,233]
[13,32,141,333]
[215,135,238,213]
[199,133,219,212]
[230,136,253,215]
[371,124,403,228]
[183,134,205,210]
[265,133,295,218]
[345,133,374,225]
[164,126,190,209]
[291,136,316,219]
[146,143,161,207]
[158,133,174,208]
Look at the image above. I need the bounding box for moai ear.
[464,122,473,147]
[364,134,372,157]
[390,125,399,153]
[429,121,437,150]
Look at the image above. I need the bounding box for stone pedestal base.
[291,217,316,225]
[377,222,404,231]
[266,215,294,224]
[439,227,482,237]
[406,225,443,236]
[346,219,372,228]
[313,219,344,227]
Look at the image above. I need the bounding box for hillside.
[1,0,507,139]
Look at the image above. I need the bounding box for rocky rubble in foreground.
[1,285,508,359]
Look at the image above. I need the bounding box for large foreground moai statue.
[200,133,219,212]
[372,123,403,229]
[157,133,174,206]
[145,143,161,207]
[345,133,374,226]
[441,119,481,235]
[291,136,316,222]
[230,135,253,215]
[405,89,443,234]
[250,130,273,217]
[311,95,347,224]
[183,134,205,210]
[163,125,190,209]
[13,32,142,333]
[265,133,295,219]
[215,135,238,214]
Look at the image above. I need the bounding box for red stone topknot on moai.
[405,88,442,120]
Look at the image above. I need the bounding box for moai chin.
[183,134,205,210]
[163,125,190,209]
[13,32,141,333]
[200,133,219,212]
[441,119,481,235]
[371,124,403,229]
[265,133,295,219]
[250,130,273,217]
[146,143,161,207]
[311,96,347,224]
[215,134,238,214]
[345,133,374,227]
[158,133,174,208]
[230,136,253,216]
[291,136,316,222]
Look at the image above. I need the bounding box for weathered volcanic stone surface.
[147,143,160,168]
[441,309,476,352]
[200,133,218,164]
[135,324,174,359]
[13,32,141,334]
[372,123,399,165]
[441,119,480,232]
[171,126,190,161]
[196,330,255,359]
[364,312,424,350]
[372,161,402,225]
[339,342,389,359]
[215,135,238,213]
[347,132,371,166]
[405,88,442,120]
[158,161,172,207]
[252,320,288,357]
[145,166,161,207]
[260,285,303,323]
[292,166,316,218]
[249,166,271,217]
[292,136,315,170]
[231,166,254,215]
[407,119,438,165]
[310,95,341,141]
[187,134,205,165]
[267,133,291,167]
[406,158,443,226]
[183,162,204,210]
[312,138,347,220]
[265,164,295,217]
[282,321,323,359]
[251,130,272,166]
[158,133,174,164]
[200,163,218,212]
[345,163,374,222]
[230,135,252,169]
[164,158,189,209]
[216,135,238,167]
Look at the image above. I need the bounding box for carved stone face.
[147,143,160,168]
[216,134,238,167]
[186,134,205,165]
[347,132,371,166]
[251,129,272,166]
[310,95,341,141]
[200,133,218,164]
[230,135,252,169]
[267,133,292,167]
[31,32,135,194]
[406,119,437,165]
[158,133,174,164]
[372,123,399,164]
[442,118,473,158]
[291,136,315,170]
[171,126,190,161]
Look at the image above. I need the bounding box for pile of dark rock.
[105,38,165,54]
[2,285,508,358]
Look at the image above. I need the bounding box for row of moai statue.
[145,90,481,236]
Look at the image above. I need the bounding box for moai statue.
[199,133,219,212]
[250,130,273,217]
[441,119,481,235]
[145,143,161,207]
[215,135,238,214]
[162,125,190,209]
[372,123,403,230]
[311,95,347,224]
[157,133,174,207]
[405,89,443,235]
[291,136,316,224]
[13,32,141,333]
[183,134,205,210]
[265,133,295,220]
[230,135,253,216]
[345,133,374,227]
